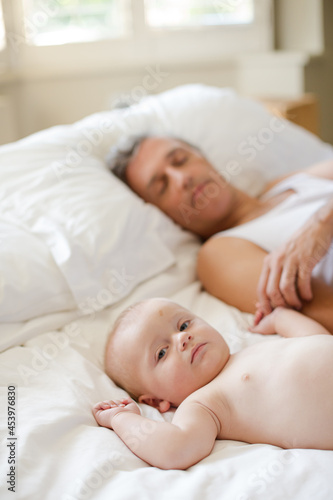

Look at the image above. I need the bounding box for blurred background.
[0,0,332,145]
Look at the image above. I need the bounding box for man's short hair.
[106,135,201,187]
[106,135,148,185]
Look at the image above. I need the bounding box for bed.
[1,84,333,500]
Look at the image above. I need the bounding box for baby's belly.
[214,335,333,450]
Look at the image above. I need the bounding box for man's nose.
[178,332,192,351]
[165,166,190,191]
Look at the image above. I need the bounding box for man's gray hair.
[106,135,148,184]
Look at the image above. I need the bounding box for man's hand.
[93,397,141,429]
[256,213,332,315]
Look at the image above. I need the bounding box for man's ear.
[138,395,171,413]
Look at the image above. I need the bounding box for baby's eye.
[158,347,167,360]
[180,321,189,332]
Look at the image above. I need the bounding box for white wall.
[274,0,333,144]
[14,63,236,139]
[276,0,324,54]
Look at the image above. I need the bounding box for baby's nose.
[178,333,192,351]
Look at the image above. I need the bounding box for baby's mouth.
[191,343,207,363]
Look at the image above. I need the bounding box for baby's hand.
[249,304,279,335]
[92,398,141,429]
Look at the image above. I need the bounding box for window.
[21,0,131,46]
[145,0,254,29]
[21,0,256,46]
[1,0,273,78]
[0,1,5,51]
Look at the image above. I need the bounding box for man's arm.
[93,398,219,470]
[197,236,333,334]
[262,159,333,193]
[256,197,333,313]
[257,160,333,311]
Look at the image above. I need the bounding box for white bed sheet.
[1,83,333,336]
[1,84,333,500]
[1,274,332,500]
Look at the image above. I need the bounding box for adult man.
[108,135,333,332]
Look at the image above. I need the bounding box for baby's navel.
[158,309,164,317]
[241,373,250,382]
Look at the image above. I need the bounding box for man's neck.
[206,190,262,238]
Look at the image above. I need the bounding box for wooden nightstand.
[259,94,319,137]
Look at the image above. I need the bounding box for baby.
[93,298,333,470]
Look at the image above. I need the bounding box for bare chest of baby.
[193,335,333,450]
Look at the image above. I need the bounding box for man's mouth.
[192,182,208,207]
[191,343,207,363]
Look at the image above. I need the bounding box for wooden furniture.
[260,94,319,136]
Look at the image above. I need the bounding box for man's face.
[126,137,234,238]
[112,299,230,408]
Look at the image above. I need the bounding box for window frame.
[0,0,9,71]
[3,0,274,79]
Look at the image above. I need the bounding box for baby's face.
[113,299,230,407]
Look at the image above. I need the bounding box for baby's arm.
[93,398,219,470]
[250,306,331,337]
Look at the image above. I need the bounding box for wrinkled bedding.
[1,84,333,500]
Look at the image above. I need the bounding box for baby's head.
[105,298,230,411]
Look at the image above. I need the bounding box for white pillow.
[0,221,77,322]
[1,83,332,322]
[96,84,333,196]
[0,136,197,322]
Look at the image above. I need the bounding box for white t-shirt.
[214,173,333,286]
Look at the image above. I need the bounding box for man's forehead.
[141,136,184,153]
[136,137,192,167]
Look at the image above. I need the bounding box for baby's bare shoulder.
[176,386,223,434]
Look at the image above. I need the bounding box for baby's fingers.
[93,400,124,411]
[93,401,110,411]
[119,397,135,406]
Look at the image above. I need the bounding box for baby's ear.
[138,395,171,413]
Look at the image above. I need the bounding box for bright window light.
[22,0,132,46]
[0,2,6,51]
[144,0,254,28]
